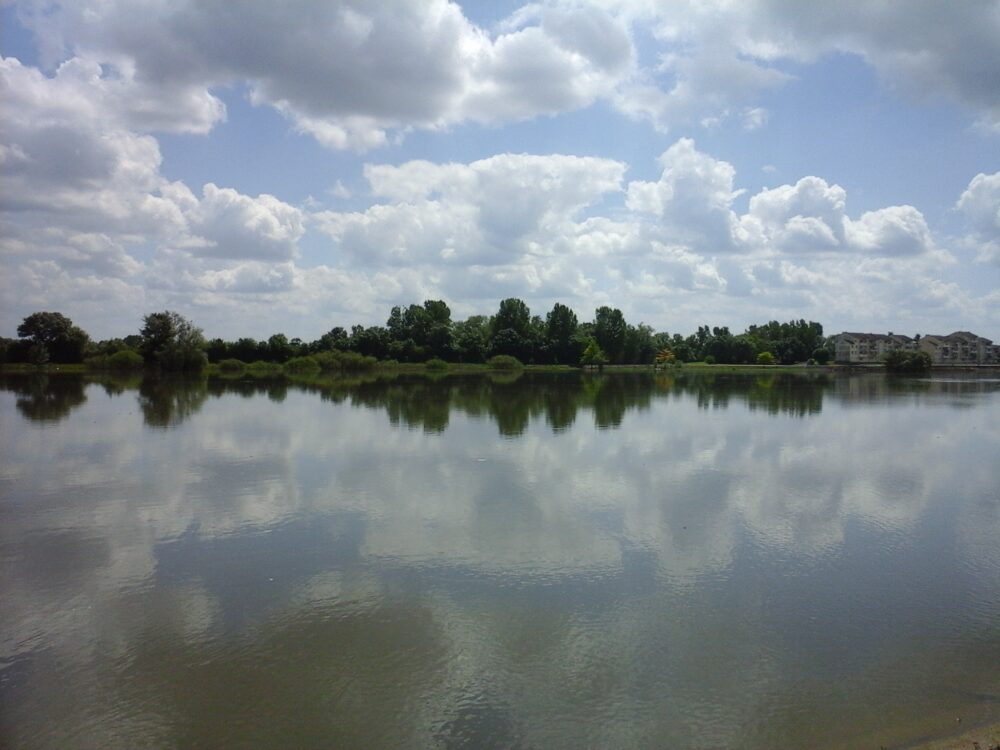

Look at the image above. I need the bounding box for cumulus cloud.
[300,139,980,339]
[626,138,742,252]
[957,171,1000,264]
[316,153,626,267]
[186,185,305,262]
[0,53,310,333]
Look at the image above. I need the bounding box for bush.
[85,350,144,371]
[108,349,144,371]
[283,356,321,375]
[884,349,932,373]
[812,347,831,365]
[246,360,283,377]
[313,349,379,373]
[703,355,716,365]
[756,351,775,365]
[217,358,246,373]
[486,354,524,370]
[424,357,448,371]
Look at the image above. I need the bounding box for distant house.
[919,332,998,364]
[830,332,916,363]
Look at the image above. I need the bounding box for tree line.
[1,302,830,371]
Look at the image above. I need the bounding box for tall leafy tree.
[545,303,580,365]
[489,298,533,361]
[266,333,293,363]
[492,298,531,338]
[594,306,627,364]
[139,311,207,371]
[453,316,489,363]
[17,311,89,364]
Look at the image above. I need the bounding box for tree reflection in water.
[4,370,997,433]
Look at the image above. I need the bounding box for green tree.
[139,311,207,371]
[420,299,454,358]
[314,326,349,352]
[594,306,627,363]
[349,325,390,359]
[453,316,490,362]
[623,323,656,364]
[580,339,608,369]
[17,311,90,363]
[756,351,776,365]
[489,298,533,361]
[266,333,293,363]
[492,298,531,338]
[545,303,580,365]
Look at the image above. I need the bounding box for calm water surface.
[1,371,999,749]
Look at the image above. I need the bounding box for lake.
[1,370,998,749]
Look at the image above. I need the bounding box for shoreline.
[904,721,1000,749]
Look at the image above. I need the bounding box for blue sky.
[2,1,999,341]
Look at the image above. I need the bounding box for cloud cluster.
[614,0,1000,133]
[0,54,308,334]
[305,138,968,335]
[2,50,994,339]
[12,0,1000,146]
[14,0,635,150]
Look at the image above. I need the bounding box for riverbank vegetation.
[2,300,837,375]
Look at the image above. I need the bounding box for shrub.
[486,354,524,370]
[313,349,379,373]
[246,360,283,377]
[424,357,448,371]
[756,351,775,366]
[703,355,716,365]
[217,358,246,373]
[284,356,321,375]
[884,350,932,373]
[85,350,144,371]
[812,347,831,364]
[108,349,144,371]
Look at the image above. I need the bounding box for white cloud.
[626,138,742,252]
[0,53,312,334]
[741,0,1000,132]
[956,171,1000,264]
[317,153,626,268]
[1,39,993,342]
[9,0,999,150]
[14,0,636,151]
[186,184,305,262]
[846,206,935,257]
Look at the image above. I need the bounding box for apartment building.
[831,330,997,364]
[919,331,999,364]
[830,332,917,363]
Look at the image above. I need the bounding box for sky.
[1,0,999,342]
